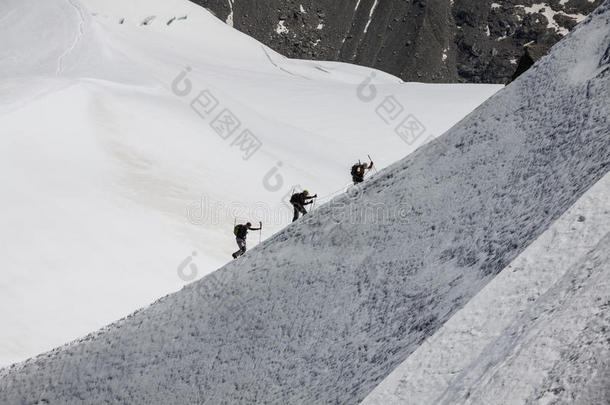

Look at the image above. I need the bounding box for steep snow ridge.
[1,2,608,404]
[452,238,609,402]
[363,173,610,404]
[0,0,501,367]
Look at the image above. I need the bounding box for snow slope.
[363,173,610,405]
[0,1,610,403]
[0,0,501,366]
[1,0,608,402]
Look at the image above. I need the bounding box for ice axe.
[368,154,379,174]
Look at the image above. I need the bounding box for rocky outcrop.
[510,42,554,82]
[190,0,602,83]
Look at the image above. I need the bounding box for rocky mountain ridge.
[191,0,603,83]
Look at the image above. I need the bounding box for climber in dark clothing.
[290,190,317,222]
[232,221,262,259]
[351,161,374,184]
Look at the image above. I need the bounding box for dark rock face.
[510,42,553,82]
[190,0,602,83]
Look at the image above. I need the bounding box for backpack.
[290,193,299,204]
[351,164,360,177]
[234,225,241,236]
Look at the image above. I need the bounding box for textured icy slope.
[0,2,609,405]
[0,0,500,366]
[363,174,610,405]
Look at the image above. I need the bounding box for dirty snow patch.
[276,20,288,34]
[520,3,587,35]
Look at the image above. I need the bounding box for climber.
[351,160,374,184]
[232,221,262,259]
[290,190,317,222]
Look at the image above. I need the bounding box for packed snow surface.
[0,1,610,404]
[0,0,501,366]
[1,0,608,402]
[363,173,610,404]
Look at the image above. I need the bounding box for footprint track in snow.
[56,0,85,75]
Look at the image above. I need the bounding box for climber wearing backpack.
[351,160,374,184]
[232,221,262,259]
[290,190,317,222]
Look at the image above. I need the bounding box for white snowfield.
[0,0,501,367]
[0,2,608,405]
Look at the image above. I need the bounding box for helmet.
[246,222,252,227]
[303,190,309,196]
